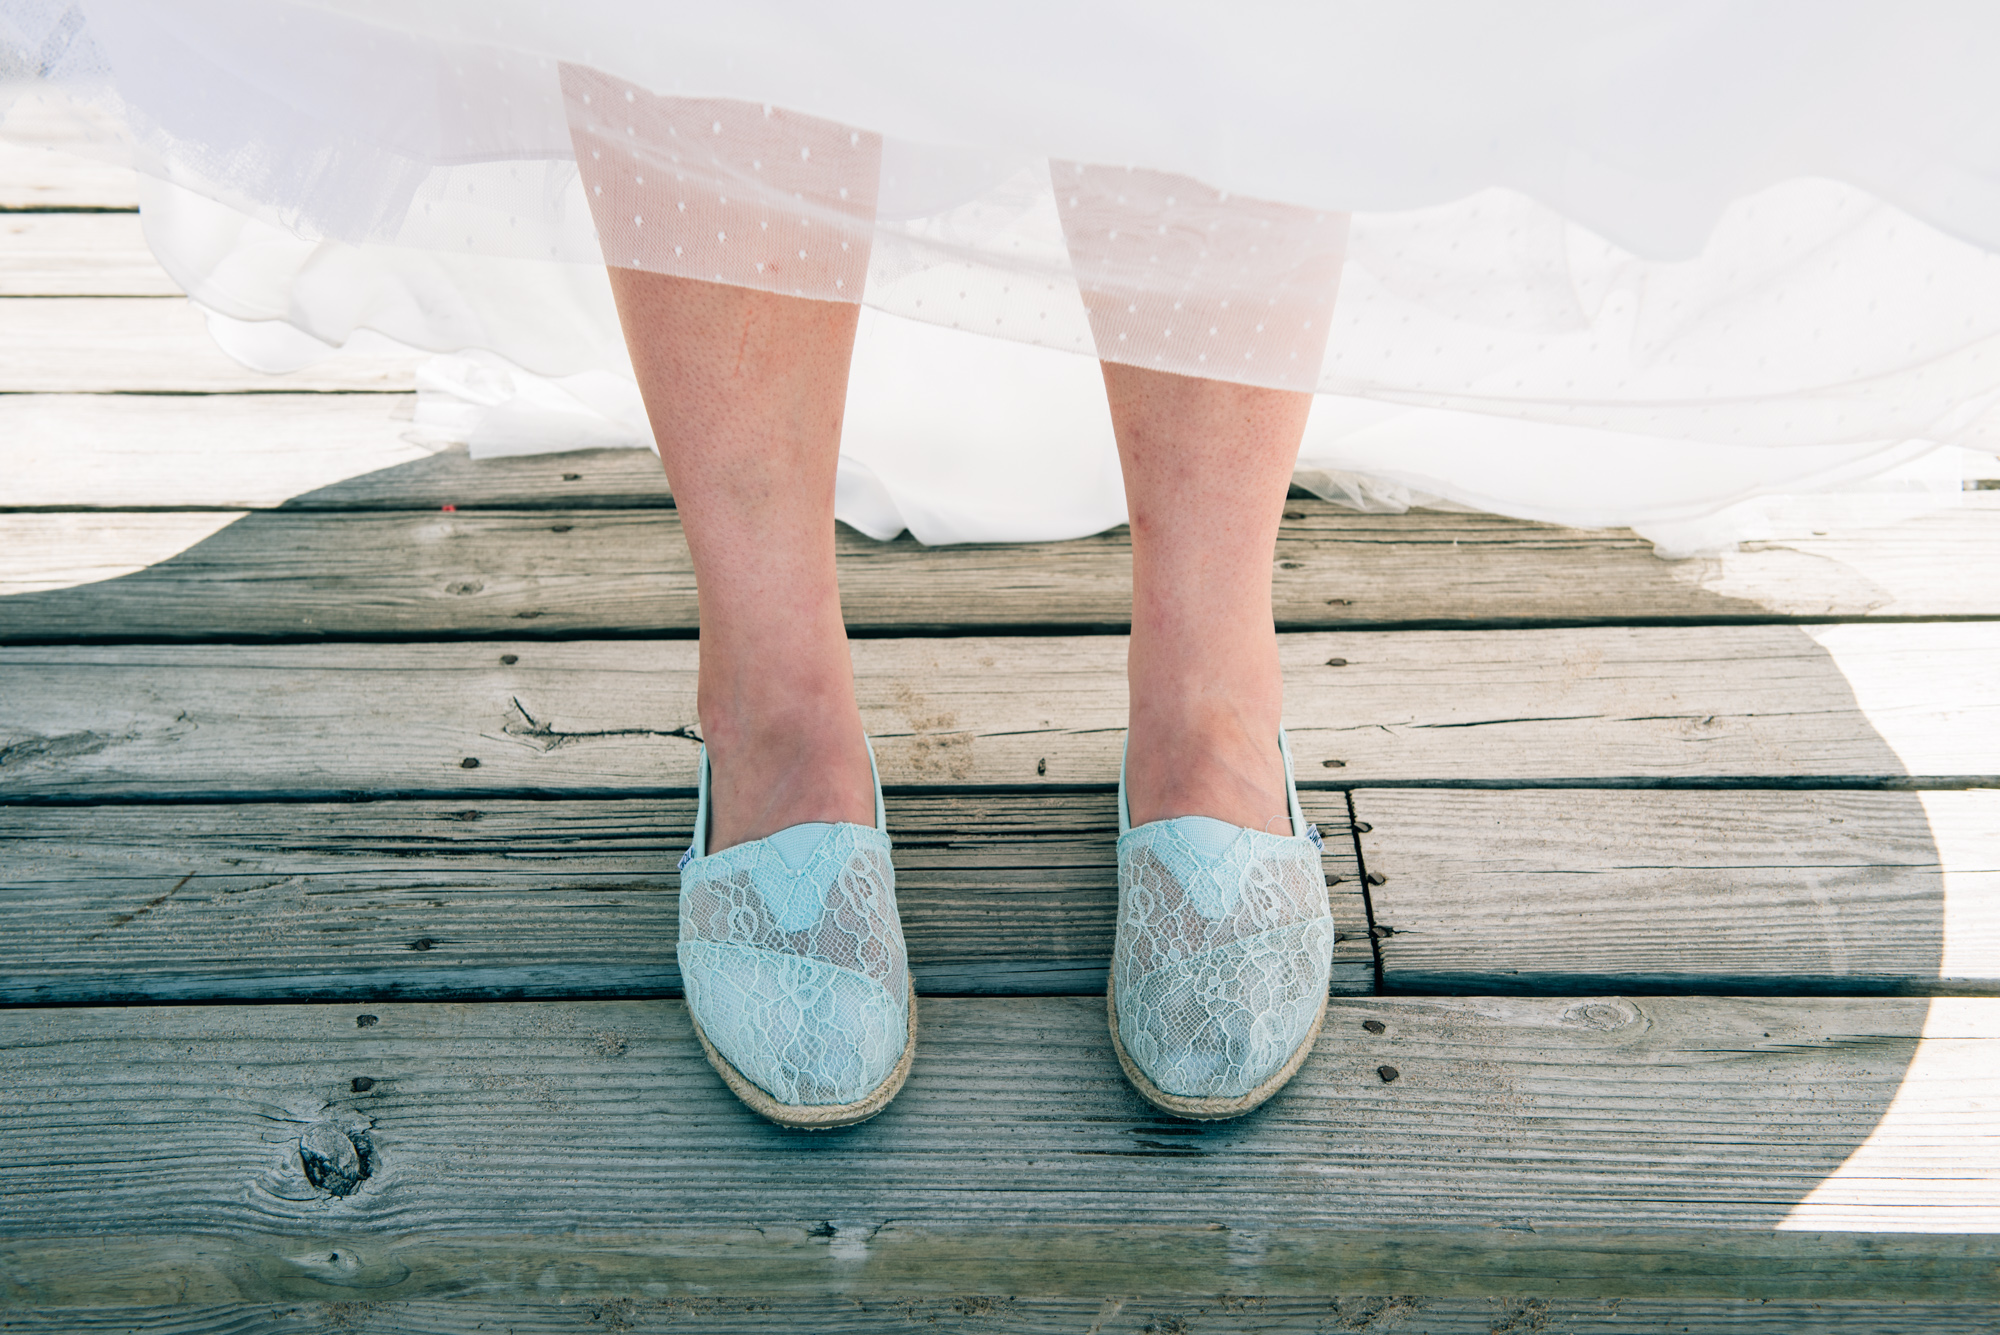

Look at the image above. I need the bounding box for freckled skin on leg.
[606,269,875,851]
[1106,363,1307,832]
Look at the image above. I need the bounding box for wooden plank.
[0,298,420,392]
[9,388,1999,625]
[0,511,247,597]
[1355,789,2000,995]
[1664,505,2000,619]
[0,144,138,210]
[0,212,175,295]
[0,794,1373,1004]
[10,498,2000,639]
[7,1297,2000,1334]
[1923,791,2000,983]
[1803,623,2000,782]
[3,996,1998,1306]
[1,626,1988,799]
[0,99,140,210]
[0,394,665,510]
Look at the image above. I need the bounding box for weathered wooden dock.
[6,107,2000,1331]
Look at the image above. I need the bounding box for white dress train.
[6,0,1998,551]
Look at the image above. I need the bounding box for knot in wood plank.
[299,1121,373,1197]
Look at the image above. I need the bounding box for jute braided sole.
[1107,984,1328,1121]
[690,980,917,1130]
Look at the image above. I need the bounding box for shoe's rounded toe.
[1116,916,1335,1100]
[679,940,909,1107]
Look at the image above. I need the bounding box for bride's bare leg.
[1106,364,1308,831]
[609,270,875,851]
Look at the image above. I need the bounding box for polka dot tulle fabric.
[565,69,880,304]
[12,1,2000,544]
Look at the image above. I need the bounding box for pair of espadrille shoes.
[675,733,1334,1128]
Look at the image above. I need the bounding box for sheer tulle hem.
[10,2,2000,549]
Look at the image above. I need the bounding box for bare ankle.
[1125,699,1288,831]
[695,666,875,851]
[700,718,876,852]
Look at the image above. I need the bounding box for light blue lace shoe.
[1108,730,1335,1119]
[676,740,915,1128]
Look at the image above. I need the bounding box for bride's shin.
[606,273,876,850]
[1103,364,1310,831]
[568,71,885,850]
[1055,164,1345,829]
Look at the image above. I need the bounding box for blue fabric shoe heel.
[1108,730,1335,1120]
[676,739,915,1129]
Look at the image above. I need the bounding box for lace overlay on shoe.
[679,823,909,1106]
[1113,819,1334,1100]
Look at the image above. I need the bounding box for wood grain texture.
[0,794,1372,1004]
[1,625,1981,800]
[0,298,420,392]
[0,100,140,210]
[1,394,664,510]
[2,995,1994,1306]
[1662,503,2000,619]
[0,212,174,295]
[1354,789,1991,995]
[1,394,441,509]
[10,392,1999,626]
[0,510,247,597]
[9,1297,2000,1334]
[0,147,138,210]
[11,499,2000,641]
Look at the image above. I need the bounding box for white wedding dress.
[6,0,1999,552]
